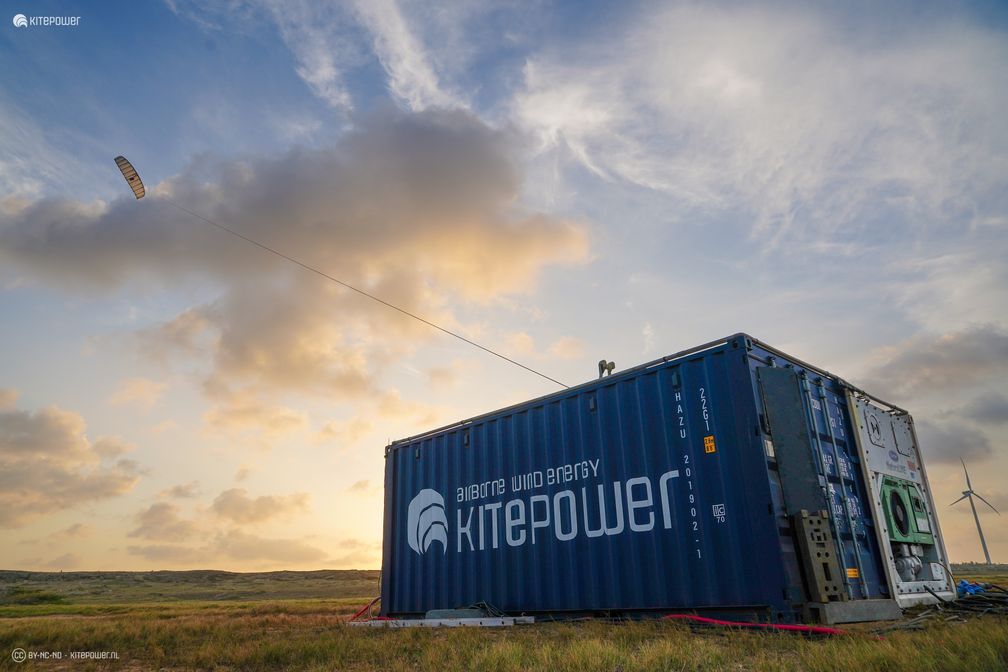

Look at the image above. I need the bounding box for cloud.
[963,392,1008,426]
[347,479,377,495]
[150,420,180,434]
[51,523,92,540]
[28,523,94,547]
[250,1,361,110]
[159,481,201,499]
[214,530,328,563]
[979,490,1008,512]
[858,325,1008,403]
[642,323,657,355]
[211,488,309,524]
[125,486,327,566]
[0,98,104,200]
[915,420,993,465]
[128,503,200,542]
[376,389,444,426]
[515,5,1008,247]
[108,378,167,410]
[138,308,214,361]
[425,363,459,389]
[0,109,588,434]
[0,388,17,410]
[44,553,81,569]
[316,390,444,450]
[327,537,382,568]
[170,0,465,113]
[316,417,374,447]
[888,249,1008,335]
[129,531,330,565]
[0,404,141,527]
[92,436,134,459]
[126,543,206,564]
[202,388,308,440]
[506,331,535,355]
[352,0,460,111]
[548,336,584,360]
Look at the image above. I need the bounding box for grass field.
[0,567,1006,671]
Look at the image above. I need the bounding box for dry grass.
[0,569,1005,671]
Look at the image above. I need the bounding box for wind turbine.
[950,458,1000,564]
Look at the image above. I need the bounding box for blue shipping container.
[380,334,953,623]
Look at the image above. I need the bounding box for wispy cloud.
[346,479,376,495]
[202,387,309,442]
[642,322,656,355]
[0,98,105,200]
[425,361,462,390]
[548,336,585,360]
[316,417,374,448]
[0,389,17,410]
[352,0,461,110]
[108,378,167,411]
[254,1,360,111]
[44,553,81,569]
[169,0,462,114]
[211,488,310,524]
[515,5,1008,249]
[127,530,330,566]
[159,481,201,499]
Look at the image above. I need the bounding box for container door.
[845,393,955,607]
[758,366,889,605]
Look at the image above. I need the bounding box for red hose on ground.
[662,613,851,636]
[347,596,381,622]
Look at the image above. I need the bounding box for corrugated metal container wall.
[380,333,933,621]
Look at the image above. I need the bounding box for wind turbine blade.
[949,494,969,506]
[973,493,1000,515]
[962,458,973,490]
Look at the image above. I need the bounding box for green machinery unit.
[881,476,934,546]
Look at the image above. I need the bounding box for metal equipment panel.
[846,394,955,607]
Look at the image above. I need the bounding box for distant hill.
[951,563,1008,577]
[0,569,380,604]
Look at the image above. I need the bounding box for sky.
[0,0,1006,571]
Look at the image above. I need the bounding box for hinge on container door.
[760,413,771,435]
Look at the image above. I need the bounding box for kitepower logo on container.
[12,13,81,28]
[407,489,448,555]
